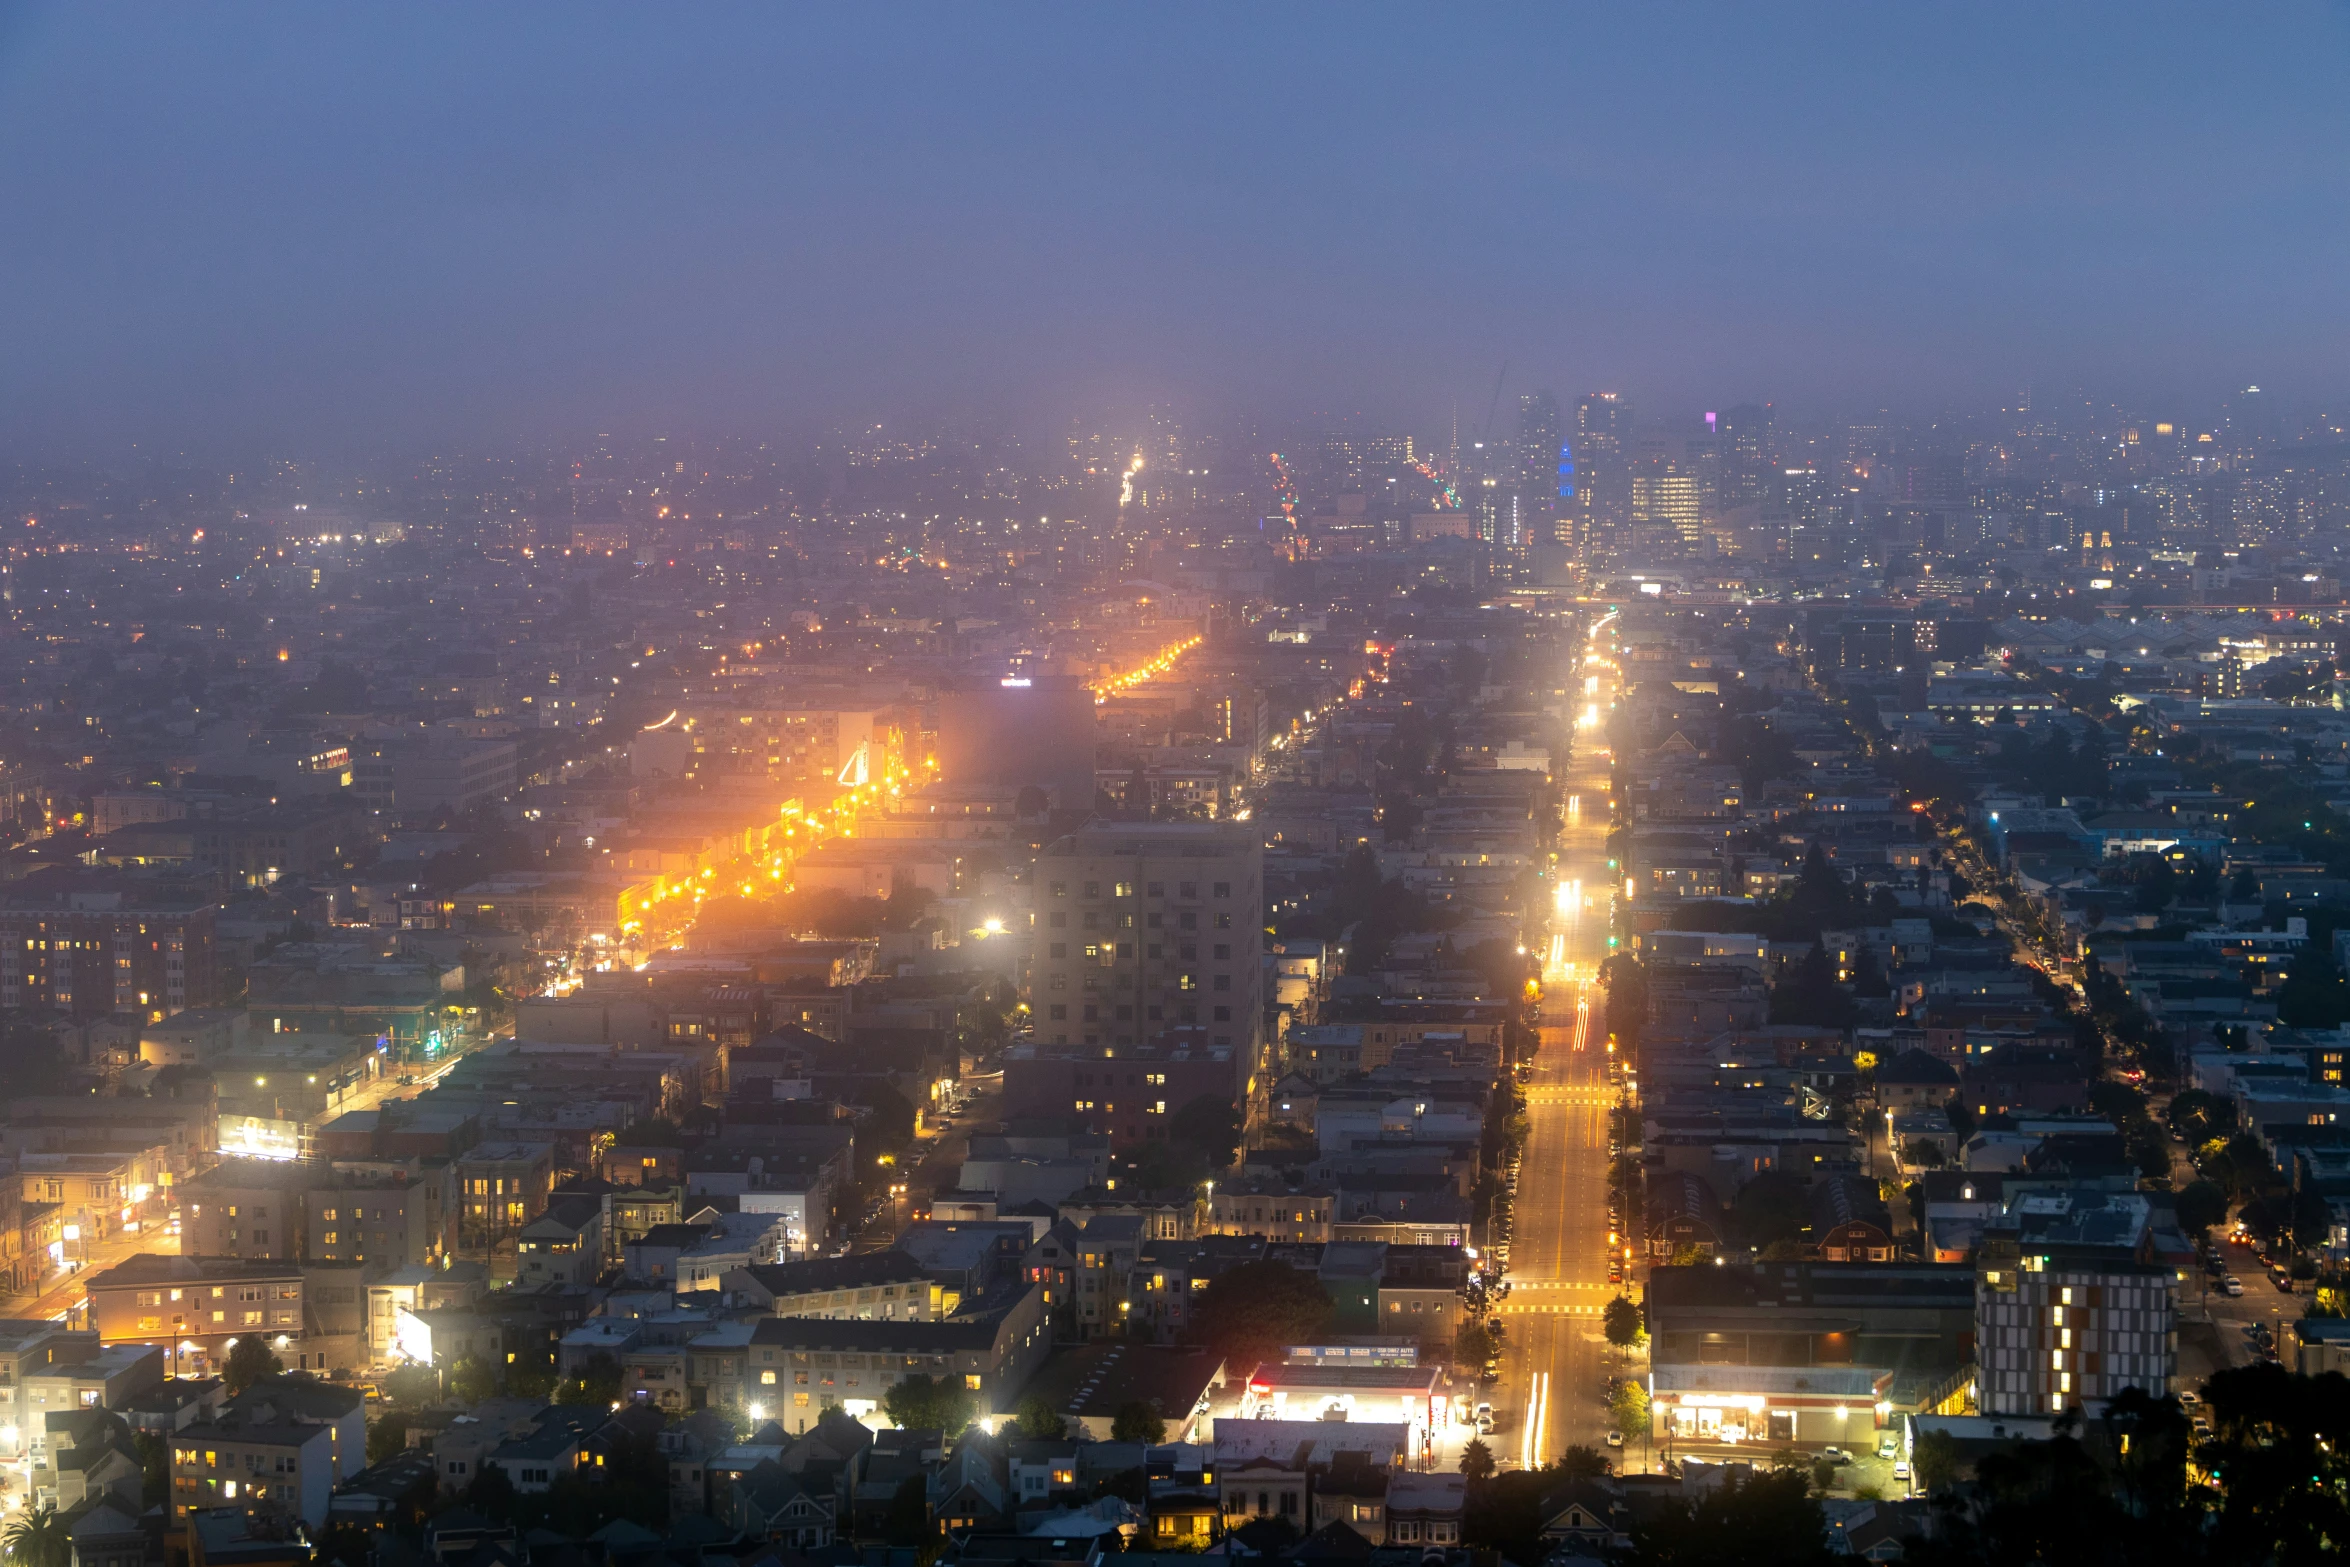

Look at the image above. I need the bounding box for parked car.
[1892,1460,1911,1484]
[2222,1276,2244,1296]
[1474,1403,1495,1434]
[1877,1435,1899,1459]
[1819,1447,1852,1466]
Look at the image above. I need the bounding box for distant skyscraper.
[1472,473,1518,548]
[1577,393,1633,546]
[1317,434,1362,493]
[1516,390,1564,557]
[2226,384,2281,460]
[1714,403,1774,511]
[1627,452,1705,549]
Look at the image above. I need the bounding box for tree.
[1011,1393,1067,1441]
[463,1462,518,1521]
[382,1363,440,1407]
[506,1362,556,1401]
[1167,1093,1244,1171]
[1911,1427,1963,1495]
[1556,1445,1612,1479]
[880,1372,977,1435]
[1110,1400,1166,1444]
[1458,1438,1495,1483]
[365,1413,410,1466]
[134,1430,168,1509]
[881,1472,931,1546]
[1768,945,1855,1029]
[2200,1361,2350,1564]
[2,1504,67,1567]
[555,1350,624,1407]
[223,1336,283,1395]
[1728,1170,1812,1253]
[1848,947,1890,1000]
[2279,952,2350,1029]
[449,1356,499,1405]
[1603,1295,1646,1353]
[1621,1467,1828,1567]
[1454,1317,1499,1368]
[2168,1089,2235,1145]
[1184,1260,1333,1372]
[1611,1381,1651,1445]
[2174,1179,2229,1236]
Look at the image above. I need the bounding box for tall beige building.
[1026,824,1265,1062]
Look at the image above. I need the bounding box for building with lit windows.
[0,883,217,1020]
[84,1254,308,1380]
[1024,825,1264,1069]
[1975,1247,2176,1416]
[454,1141,554,1256]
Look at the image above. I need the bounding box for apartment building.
[169,1422,334,1528]
[0,1321,109,1474]
[454,1142,554,1253]
[303,1161,456,1270]
[745,1282,1050,1434]
[1026,825,1265,1060]
[180,1160,322,1261]
[84,1255,308,1380]
[1976,1252,2177,1417]
[0,884,218,1020]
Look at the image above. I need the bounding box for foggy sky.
[1,3,2345,456]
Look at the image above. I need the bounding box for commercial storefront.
[1650,1363,1890,1450]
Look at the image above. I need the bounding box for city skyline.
[1,4,2346,456]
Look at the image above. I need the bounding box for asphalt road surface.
[1493,617,1632,1467]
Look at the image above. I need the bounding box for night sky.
[2,3,2345,454]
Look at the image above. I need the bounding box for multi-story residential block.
[1025,825,1265,1062]
[168,1421,334,1528]
[0,882,218,1020]
[454,1141,554,1254]
[180,1160,322,1261]
[303,1161,456,1270]
[721,1252,941,1320]
[1002,1030,1244,1151]
[84,1255,308,1381]
[1976,1251,2177,1416]
[745,1282,1050,1434]
[0,1321,111,1474]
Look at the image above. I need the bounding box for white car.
[1892,1460,1911,1483]
[1604,1431,1625,1448]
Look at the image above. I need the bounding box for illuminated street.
[1493,618,1629,1466]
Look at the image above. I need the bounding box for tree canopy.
[1184,1260,1333,1372]
[1110,1401,1167,1444]
[880,1373,976,1435]
[222,1336,283,1395]
[1767,945,1855,1029]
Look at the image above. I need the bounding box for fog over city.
[0,9,2342,1567]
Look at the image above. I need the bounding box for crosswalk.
[1524,1087,1614,1106]
[1495,1302,1606,1316]
[1509,1278,1611,1289]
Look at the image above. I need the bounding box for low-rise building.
[84,1255,308,1381]
[169,1421,335,1528]
[746,1284,1051,1433]
[721,1252,942,1320]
